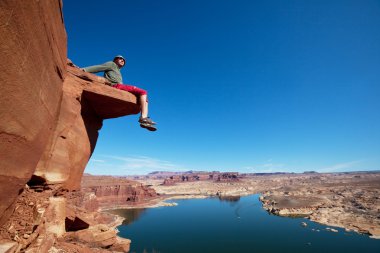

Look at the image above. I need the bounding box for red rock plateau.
[0,0,144,252]
[131,171,240,185]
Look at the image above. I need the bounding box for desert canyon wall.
[81,175,158,208]
[0,0,140,228]
[0,0,67,226]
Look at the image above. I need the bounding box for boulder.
[110,237,132,253]
[23,233,56,253]
[0,240,18,253]
[45,197,66,238]
[65,215,90,232]
[73,225,118,248]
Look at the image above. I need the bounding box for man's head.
[113,55,126,68]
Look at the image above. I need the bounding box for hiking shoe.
[139,117,156,125]
[140,123,157,131]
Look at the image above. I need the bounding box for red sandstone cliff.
[0,0,141,252]
[81,175,158,208]
[0,0,67,226]
[32,63,140,191]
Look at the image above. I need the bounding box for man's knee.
[137,88,147,96]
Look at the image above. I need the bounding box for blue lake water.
[111,195,380,253]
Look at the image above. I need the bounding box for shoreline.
[100,194,211,212]
[103,191,380,240]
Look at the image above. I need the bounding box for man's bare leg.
[138,95,156,131]
[140,94,148,119]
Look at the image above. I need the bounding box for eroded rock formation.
[0,0,67,226]
[0,0,141,251]
[81,174,158,208]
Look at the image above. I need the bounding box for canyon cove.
[110,195,380,253]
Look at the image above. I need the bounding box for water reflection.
[218,195,241,202]
[112,197,243,225]
[109,208,147,225]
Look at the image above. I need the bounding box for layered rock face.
[0,0,142,251]
[0,0,67,226]
[81,175,158,208]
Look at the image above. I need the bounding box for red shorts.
[113,84,147,96]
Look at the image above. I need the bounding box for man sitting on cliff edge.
[82,55,157,131]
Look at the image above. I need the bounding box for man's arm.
[82,61,114,73]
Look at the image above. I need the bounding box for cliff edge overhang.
[0,0,140,227]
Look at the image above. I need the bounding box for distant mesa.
[160,172,240,185]
[81,174,158,208]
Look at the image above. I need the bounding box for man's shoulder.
[104,61,119,70]
[103,61,116,66]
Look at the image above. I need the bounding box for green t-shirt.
[83,61,123,84]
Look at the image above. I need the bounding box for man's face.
[115,57,126,67]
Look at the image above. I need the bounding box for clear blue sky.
[64,0,380,175]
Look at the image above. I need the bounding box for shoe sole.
[139,121,157,125]
[140,123,157,131]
